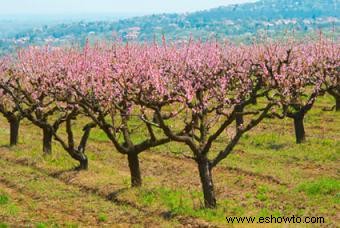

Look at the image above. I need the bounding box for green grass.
[0,194,9,205]
[297,178,340,196]
[0,95,339,226]
[98,213,108,222]
[0,159,179,226]
[89,129,109,142]
[35,223,47,228]
[0,191,18,217]
[0,193,19,217]
[137,187,231,222]
[256,185,269,202]
[0,223,8,228]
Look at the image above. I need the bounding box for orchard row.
[0,37,339,208]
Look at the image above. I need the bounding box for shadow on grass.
[106,187,129,202]
[267,143,287,150]
[50,167,81,178]
[0,145,11,149]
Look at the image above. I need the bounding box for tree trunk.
[293,114,306,144]
[127,153,142,187]
[197,158,217,208]
[78,156,88,170]
[9,119,20,146]
[251,96,257,105]
[75,153,88,170]
[66,150,89,170]
[235,105,244,129]
[336,96,340,112]
[43,128,53,154]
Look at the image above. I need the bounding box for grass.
[35,223,47,228]
[0,191,19,218]
[0,95,339,226]
[0,194,9,205]
[98,213,108,222]
[136,187,241,222]
[297,178,340,196]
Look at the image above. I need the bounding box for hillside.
[0,0,339,54]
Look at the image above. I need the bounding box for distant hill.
[1,0,339,54]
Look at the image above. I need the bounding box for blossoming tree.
[135,40,277,208]
[0,57,24,146]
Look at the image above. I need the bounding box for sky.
[0,0,258,15]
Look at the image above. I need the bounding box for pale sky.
[0,0,258,15]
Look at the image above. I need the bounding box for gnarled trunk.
[197,157,216,208]
[9,118,20,146]
[128,153,142,187]
[293,114,305,144]
[43,127,53,154]
[71,152,88,170]
[328,89,340,112]
[73,123,93,170]
[78,155,88,170]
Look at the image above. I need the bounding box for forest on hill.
[0,0,339,55]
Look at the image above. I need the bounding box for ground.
[0,95,339,227]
